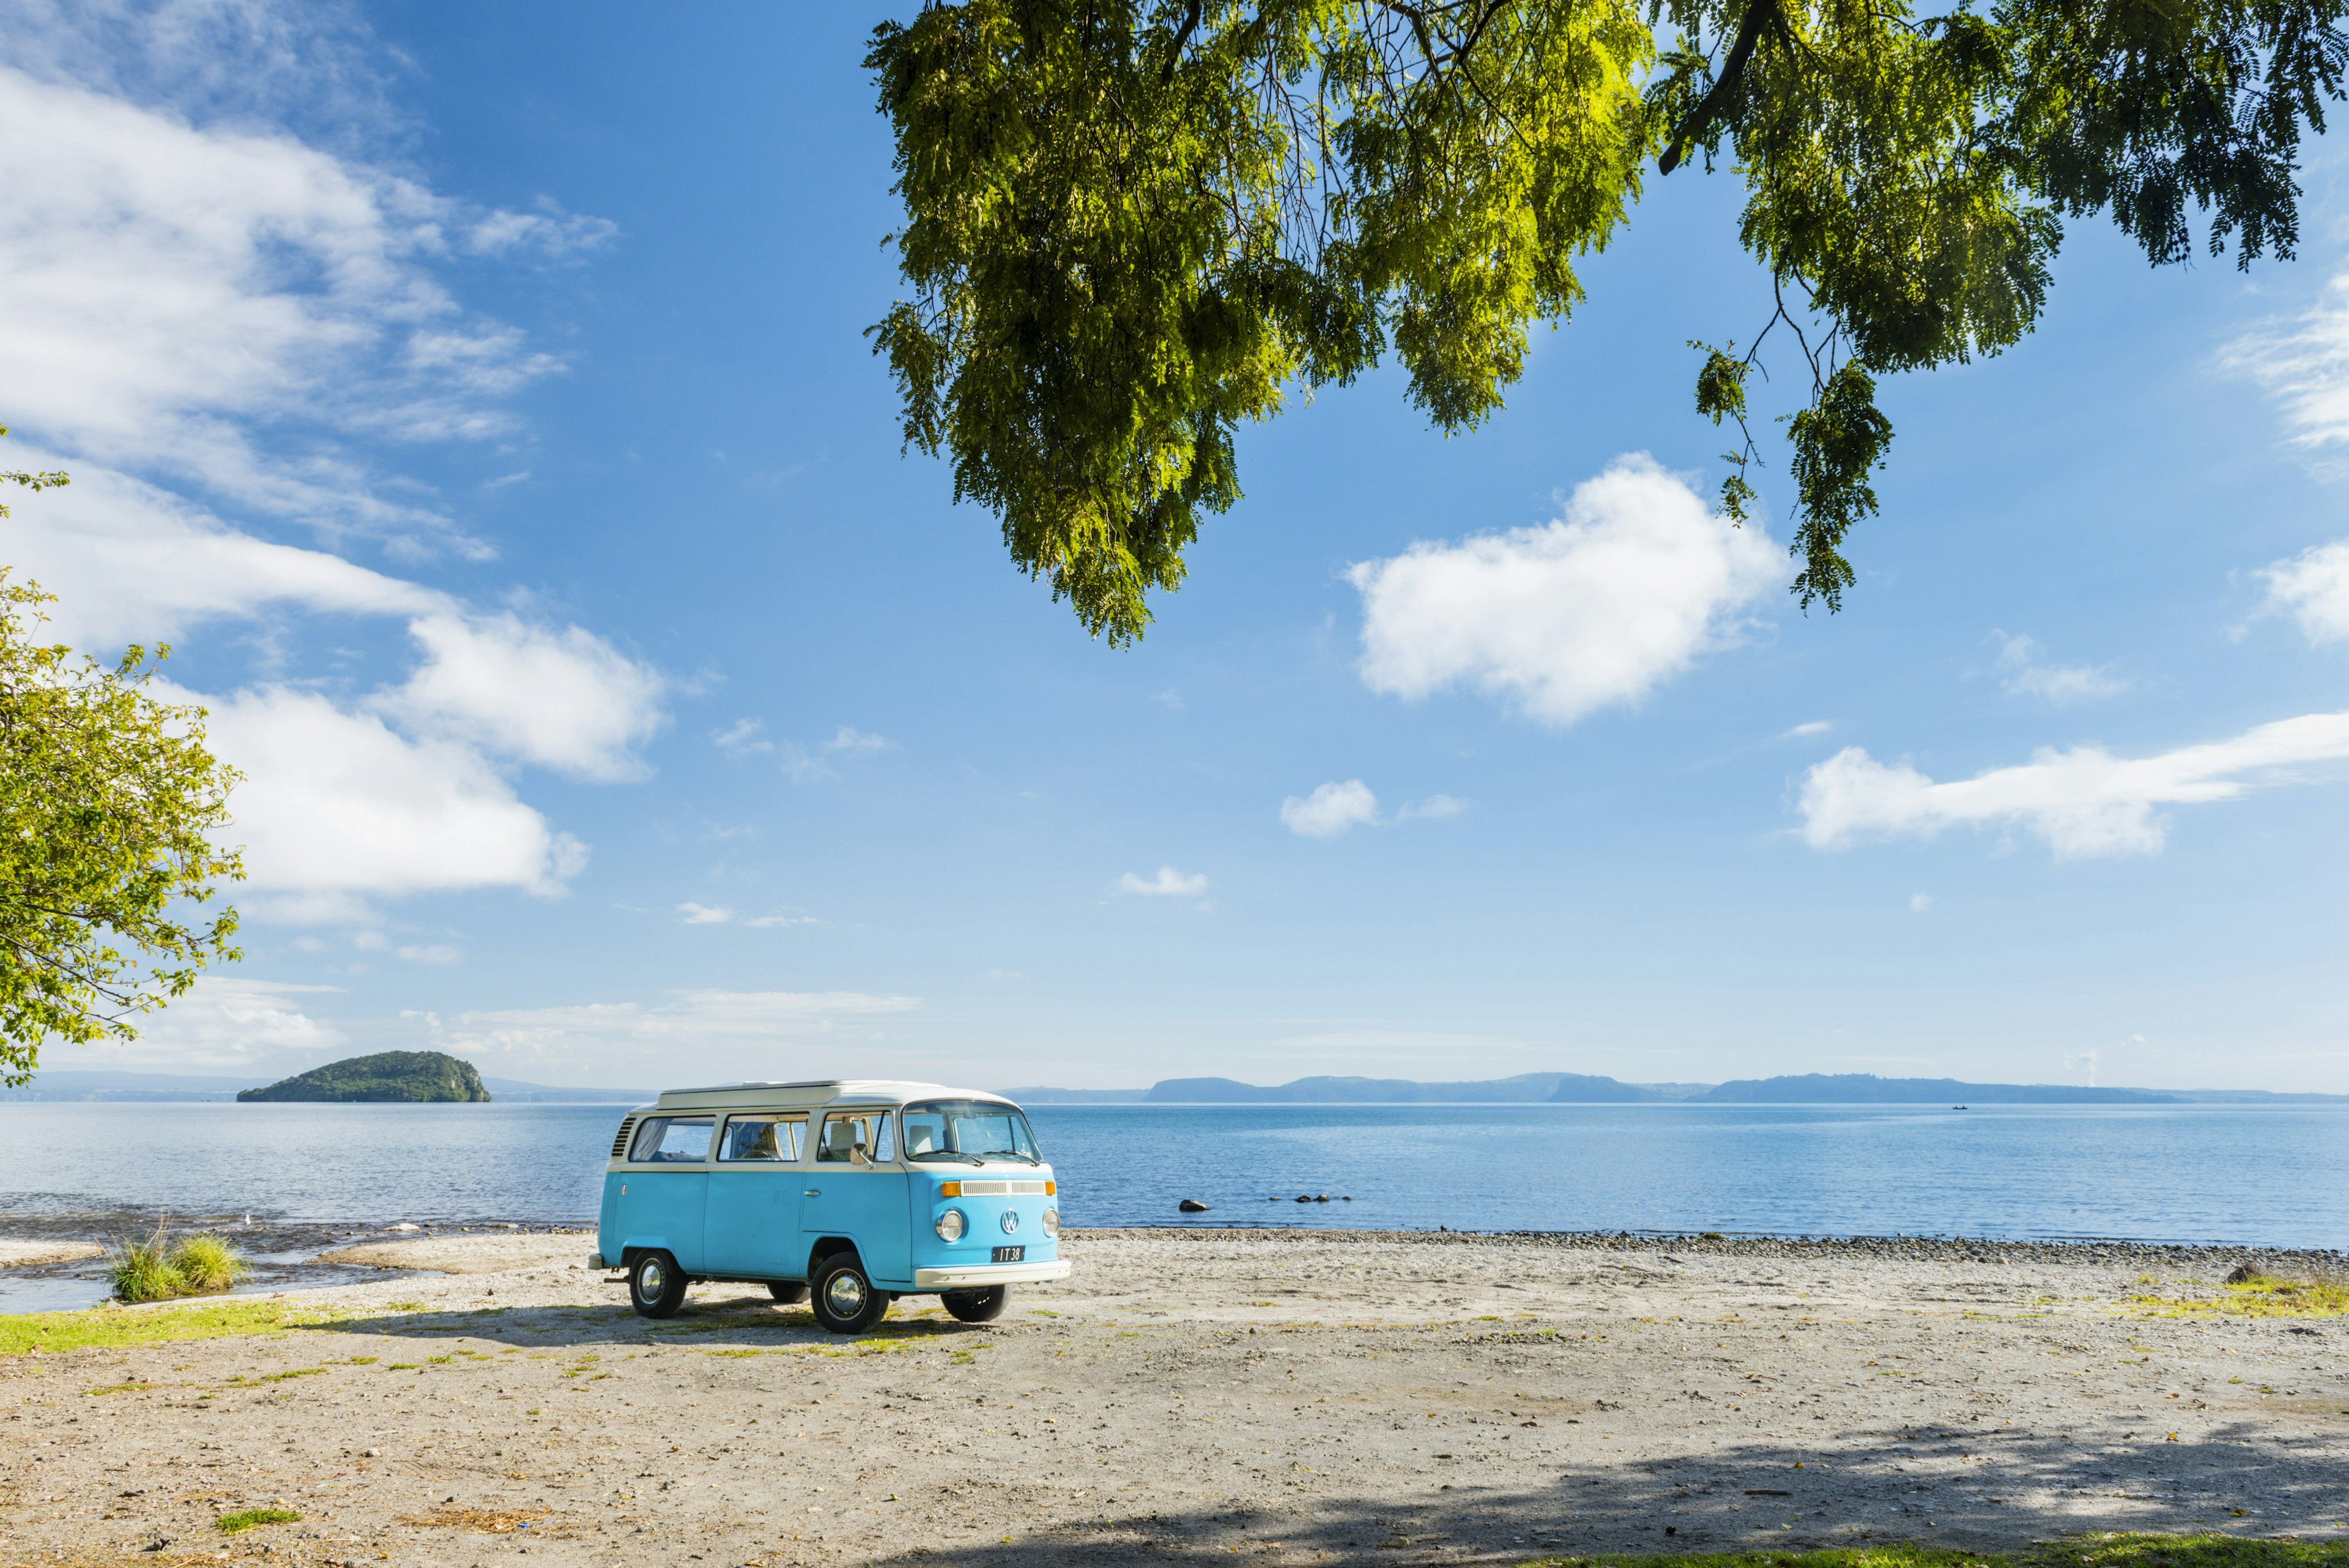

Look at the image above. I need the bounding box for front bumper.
[914,1258,1072,1289]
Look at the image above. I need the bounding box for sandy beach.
[2,1228,2343,1566]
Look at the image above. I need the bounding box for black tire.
[941,1285,1009,1323]
[628,1250,687,1319]
[767,1280,808,1305]
[809,1253,889,1334]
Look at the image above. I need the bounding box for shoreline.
[1,1227,2340,1566]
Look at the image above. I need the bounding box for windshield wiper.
[913,1151,983,1165]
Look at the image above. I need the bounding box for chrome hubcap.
[824,1271,867,1318]
[638,1259,666,1298]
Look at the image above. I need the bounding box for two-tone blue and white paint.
[589,1079,1068,1331]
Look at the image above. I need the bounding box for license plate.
[992,1245,1024,1263]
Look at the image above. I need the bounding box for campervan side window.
[629,1115,714,1164]
[718,1113,806,1162]
[814,1110,894,1164]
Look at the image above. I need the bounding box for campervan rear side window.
[718,1113,806,1162]
[629,1115,714,1163]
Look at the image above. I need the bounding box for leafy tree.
[0,445,245,1083]
[869,0,2345,639]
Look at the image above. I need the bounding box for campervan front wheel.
[810,1254,889,1334]
[941,1286,1008,1323]
[629,1251,687,1319]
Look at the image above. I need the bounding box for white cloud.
[712,717,773,756]
[425,988,922,1065]
[1798,710,2349,859]
[781,725,896,781]
[1991,631,2129,704]
[677,902,732,925]
[745,913,820,929]
[0,456,443,648]
[2223,269,2349,451]
[0,60,604,552]
[78,976,344,1071]
[1348,454,1780,725]
[190,682,587,916]
[1909,892,1933,913]
[1396,793,1467,822]
[396,943,461,964]
[372,612,666,781]
[1787,719,1833,738]
[1119,866,1209,897]
[1280,779,1380,838]
[2259,539,2349,644]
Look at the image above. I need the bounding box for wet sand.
[2,1229,2343,1567]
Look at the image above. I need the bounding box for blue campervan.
[589,1080,1069,1332]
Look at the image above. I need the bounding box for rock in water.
[1178,1198,1211,1214]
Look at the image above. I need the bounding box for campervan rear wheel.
[811,1254,889,1334]
[629,1251,686,1319]
[767,1280,808,1305]
[941,1286,1008,1323]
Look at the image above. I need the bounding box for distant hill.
[1696,1074,2176,1104]
[1140,1073,1663,1104]
[239,1051,491,1104]
[0,1069,262,1102]
[992,1071,2345,1105]
[480,1077,655,1104]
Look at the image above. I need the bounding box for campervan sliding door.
[703,1112,809,1280]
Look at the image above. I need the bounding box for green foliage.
[0,554,243,1088]
[870,1,2349,638]
[236,1049,492,1103]
[108,1222,253,1301]
[108,1222,184,1304]
[0,1298,363,1357]
[168,1232,251,1293]
[217,1508,303,1535]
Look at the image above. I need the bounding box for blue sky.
[7,1,2349,1093]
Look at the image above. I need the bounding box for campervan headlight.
[935,1208,967,1243]
[1041,1207,1060,1238]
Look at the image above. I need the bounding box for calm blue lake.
[1,1099,2343,1247]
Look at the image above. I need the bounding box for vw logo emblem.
[1000,1210,1020,1235]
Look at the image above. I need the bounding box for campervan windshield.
[899,1099,1041,1165]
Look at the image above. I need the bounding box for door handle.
[804,1189,820,1197]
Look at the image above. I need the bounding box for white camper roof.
[645,1080,1016,1113]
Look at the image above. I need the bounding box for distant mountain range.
[0,1068,652,1103]
[9,1067,2343,1106]
[1001,1072,2349,1104]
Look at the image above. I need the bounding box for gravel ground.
[2,1228,2344,1567]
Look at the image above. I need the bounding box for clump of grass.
[108,1223,182,1304]
[168,1232,250,1293]
[217,1507,301,1535]
[106,1222,251,1302]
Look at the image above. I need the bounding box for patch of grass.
[168,1232,250,1293]
[2124,1268,2349,1320]
[217,1507,302,1534]
[108,1222,183,1304]
[0,1300,356,1358]
[1518,1536,2349,1568]
[105,1223,253,1302]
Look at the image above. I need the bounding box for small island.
[237,1050,492,1104]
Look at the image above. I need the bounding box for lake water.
[3,1099,2343,1246]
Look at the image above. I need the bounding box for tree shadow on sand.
[825,1427,2345,1568]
